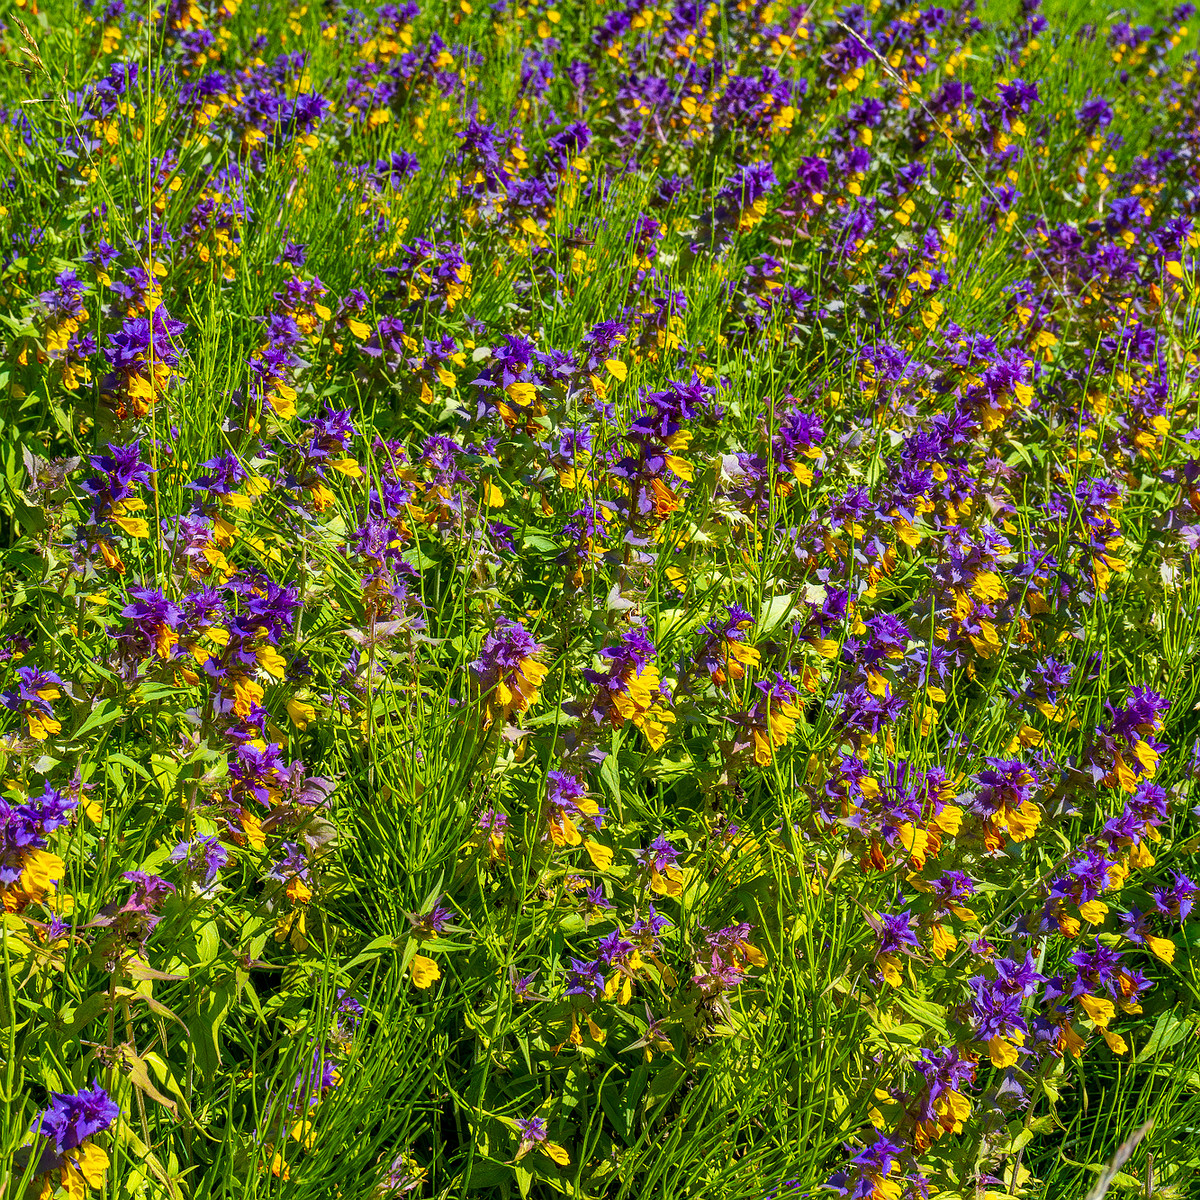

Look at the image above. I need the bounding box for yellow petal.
[559,814,582,847]
[111,515,150,538]
[72,1142,109,1188]
[604,359,627,381]
[1079,994,1115,1028]
[1146,934,1176,963]
[505,381,537,405]
[663,454,694,481]
[971,571,1006,602]
[987,1036,1020,1068]
[1129,841,1155,868]
[583,839,613,871]
[930,923,957,961]
[128,372,156,400]
[650,866,684,897]
[256,645,288,679]
[1101,1028,1128,1054]
[740,941,767,967]
[1005,799,1041,842]
[20,850,65,900]
[241,811,266,850]
[878,953,902,987]
[287,877,313,904]
[286,698,316,729]
[410,954,441,988]
[934,803,963,835]
[541,1142,570,1166]
[1134,740,1159,776]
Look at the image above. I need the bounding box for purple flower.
[1152,872,1197,921]
[826,1130,906,1197]
[598,929,635,966]
[634,835,679,873]
[478,807,509,833]
[410,900,454,935]
[32,1081,118,1154]
[972,758,1039,816]
[292,1050,340,1109]
[0,784,76,885]
[872,908,921,956]
[470,615,546,723]
[168,835,229,884]
[115,586,185,662]
[630,904,671,948]
[516,1115,547,1142]
[564,957,604,999]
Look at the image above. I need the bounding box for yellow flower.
[410,954,441,988]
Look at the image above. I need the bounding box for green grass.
[3,0,1200,1197]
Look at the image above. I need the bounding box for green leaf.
[64,991,109,1037]
[195,919,220,966]
[69,699,123,740]
[192,983,234,1077]
[515,1163,533,1199]
[599,1075,635,1145]
[119,1044,179,1120]
[1135,1009,1192,1063]
[343,933,405,972]
[892,991,949,1037]
[643,1062,686,1114]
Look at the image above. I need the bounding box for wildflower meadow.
[4,0,1200,1195]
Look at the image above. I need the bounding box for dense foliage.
[3,0,1200,1196]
